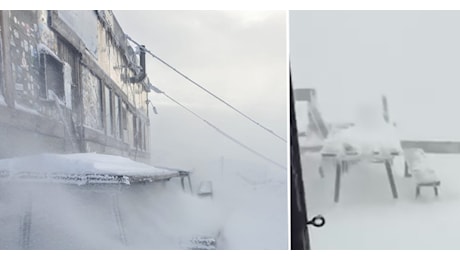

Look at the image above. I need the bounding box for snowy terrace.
[298,107,460,249]
[0,153,287,249]
[0,153,191,185]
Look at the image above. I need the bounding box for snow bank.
[0,181,222,249]
[301,152,460,249]
[0,153,181,185]
[192,159,288,249]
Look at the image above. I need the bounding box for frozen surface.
[0,153,180,185]
[0,153,177,176]
[302,152,460,249]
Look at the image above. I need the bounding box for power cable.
[149,84,286,170]
[126,35,286,143]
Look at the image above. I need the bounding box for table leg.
[385,160,398,199]
[334,160,342,203]
[404,161,411,178]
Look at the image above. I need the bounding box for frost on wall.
[9,11,41,111]
[37,11,56,51]
[82,67,103,131]
[63,63,72,109]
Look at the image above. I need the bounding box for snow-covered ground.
[302,152,460,249]
[193,160,288,249]
[0,153,287,249]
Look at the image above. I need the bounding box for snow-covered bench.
[197,181,213,199]
[404,148,440,198]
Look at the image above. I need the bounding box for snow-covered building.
[0,11,151,162]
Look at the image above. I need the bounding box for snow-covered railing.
[0,153,191,186]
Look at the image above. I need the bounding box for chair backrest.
[404,148,426,170]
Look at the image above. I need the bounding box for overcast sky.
[291,11,460,141]
[114,11,287,174]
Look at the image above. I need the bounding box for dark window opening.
[39,53,64,100]
[57,37,80,110]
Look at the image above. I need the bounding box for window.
[104,86,113,136]
[122,102,128,131]
[138,120,143,150]
[57,37,80,110]
[39,53,64,100]
[143,123,147,151]
[96,78,104,129]
[132,115,137,148]
[114,94,122,139]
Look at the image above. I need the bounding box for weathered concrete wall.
[9,11,41,110]
[1,10,151,161]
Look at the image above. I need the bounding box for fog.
[291,11,460,141]
[114,11,287,173]
[0,11,288,249]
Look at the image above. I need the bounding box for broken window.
[39,53,64,100]
[104,85,113,136]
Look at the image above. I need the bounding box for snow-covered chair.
[404,148,440,197]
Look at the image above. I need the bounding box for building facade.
[0,10,151,162]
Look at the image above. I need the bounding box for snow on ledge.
[0,153,187,185]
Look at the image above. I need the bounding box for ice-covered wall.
[81,66,103,131]
[9,11,41,110]
[1,10,151,159]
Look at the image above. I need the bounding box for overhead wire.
[149,84,286,170]
[126,35,286,143]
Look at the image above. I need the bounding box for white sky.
[114,11,287,174]
[291,11,460,141]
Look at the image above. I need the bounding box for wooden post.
[385,159,398,199]
[180,176,185,190]
[404,161,411,177]
[0,10,15,108]
[334,159,342,203]
[187,174,193,193]
[382,95,389,123]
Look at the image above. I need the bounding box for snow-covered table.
[321,151,399,203]
[319,119,403,203]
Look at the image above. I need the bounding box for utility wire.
[150,85,286,170]
[126,35,287,143]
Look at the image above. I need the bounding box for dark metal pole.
[290,67,311,250]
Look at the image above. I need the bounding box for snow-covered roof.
[0,153,189,185]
